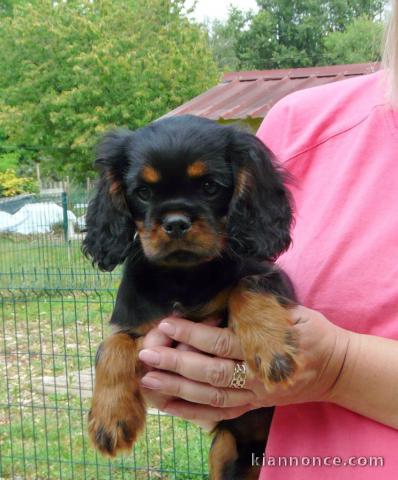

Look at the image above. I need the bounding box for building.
[164,63,380,131]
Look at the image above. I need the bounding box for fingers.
[142,326,174,349]
[163,399,252,424]
[140,370,255,408]
[141,387,172,411]
[201,315,223,327]
[139,346,252,388]
[157,317,244,360]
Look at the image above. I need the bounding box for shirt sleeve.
[256,97,295,164]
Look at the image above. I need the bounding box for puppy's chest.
[120,266,237,333]
[142,277,232,322]
[115,283,231,338]
[114,259,272,334]
[170,287,231,320]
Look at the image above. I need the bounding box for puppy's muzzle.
[161,213,192,239]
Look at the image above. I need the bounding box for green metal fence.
[0,191,210,479]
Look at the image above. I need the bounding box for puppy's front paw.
[88,388,146,457]
[241,318,298,391]
[246,327,298,390]
[230,288,299,390]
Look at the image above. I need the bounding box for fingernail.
[159,321,176,337]
[140,375,162,389]
[139,349,160,366]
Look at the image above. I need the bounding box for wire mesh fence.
[0,191,210,479]
[0,187,90,275]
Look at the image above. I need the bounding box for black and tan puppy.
[83,115,298,480]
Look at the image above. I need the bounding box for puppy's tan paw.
[243,325,298,390]
[229,285,299,390]
[88,389,146,457]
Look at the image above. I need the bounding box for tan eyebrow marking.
[141,165,161,183]
[187,160,207,178]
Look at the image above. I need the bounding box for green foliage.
[0,169,38,197]
[0,0,13,17]
[324,15,384,64]
[0,130,38,176]
[206,7,249,72]
[0,151,19,172]
[0,0,218,181]
[208,0,387,70]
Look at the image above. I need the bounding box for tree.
[324,15,383,64]
[208,0,387,70]
[206,7,249,72]
[0,0,218,180]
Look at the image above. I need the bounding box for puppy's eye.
[202,180,220,197]
[135,186,152,202]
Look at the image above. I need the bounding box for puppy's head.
[83,115,292,271]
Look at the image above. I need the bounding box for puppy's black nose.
[162,214,192,238]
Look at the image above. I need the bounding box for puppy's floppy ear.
[83,130,135,271]
[227,130,293,260]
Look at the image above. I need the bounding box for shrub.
[0,169,39,198]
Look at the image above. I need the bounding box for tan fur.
[185,288,230,320]
[88,334,146,457]
[138,218,224,261]
[236,168,249,196]
[109,180,122,194]
[229,284,298,390]
[105,171,122,195]
[141,165,161,183]
[209,430,238,480]
[187,160,207,177]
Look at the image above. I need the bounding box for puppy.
[83,115,298,480]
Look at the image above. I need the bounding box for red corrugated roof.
[164,63,381,121]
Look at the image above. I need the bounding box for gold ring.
[229,361,247,389]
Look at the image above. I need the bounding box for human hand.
[139,306,351,429]
[139,316,242,430]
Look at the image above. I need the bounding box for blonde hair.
[383,0,398,103]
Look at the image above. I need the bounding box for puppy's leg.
[229,276,299,390]
[209,408,273,480]
[88,333,146,457]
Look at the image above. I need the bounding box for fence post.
[61,191,68,242]
[36,163,42,191]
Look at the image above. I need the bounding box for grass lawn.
[0,235,120,290]
[0,235,211,479]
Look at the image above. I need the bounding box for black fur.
[83,116,292,272]
[83,130,135,271]
[83,115,295,478]
[228,132,292,260]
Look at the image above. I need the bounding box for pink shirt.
[257,71,398,479]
